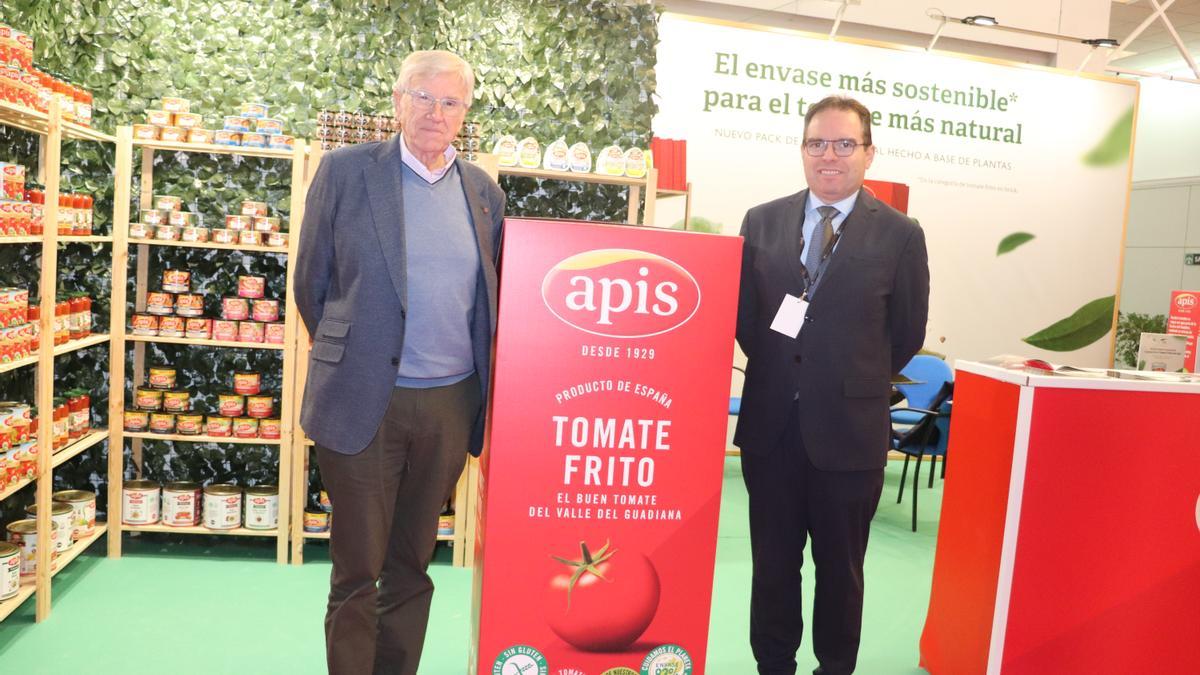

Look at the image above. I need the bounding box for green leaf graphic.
[1023,296,1116,352]
[1083,106,1134,167]
[997,232,1035,255]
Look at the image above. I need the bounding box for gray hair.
[393,50,476,105]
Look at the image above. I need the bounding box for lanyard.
[798,217,848,300]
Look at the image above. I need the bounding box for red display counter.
[919,361,1200,674]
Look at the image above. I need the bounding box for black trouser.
[741,404,884,675]
[316,374,478,675]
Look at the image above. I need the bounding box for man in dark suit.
[294,50,504,675]
[735,95,929,675]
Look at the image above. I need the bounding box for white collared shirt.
[399,133,458,184]
[801,190,859,264]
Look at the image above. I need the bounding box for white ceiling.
[1107,0,1200,75]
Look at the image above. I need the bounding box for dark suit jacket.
[735,188,929,470]
[294,135,505,456]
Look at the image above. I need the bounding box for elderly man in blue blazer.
[295,50,504,675]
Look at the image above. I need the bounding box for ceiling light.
[963,15,998,26]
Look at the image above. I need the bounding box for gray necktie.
[805,206,839,281]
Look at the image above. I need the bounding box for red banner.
[1167,290,1199,372]
[470,218,742,675]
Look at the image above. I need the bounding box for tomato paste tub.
[161,481,202,527]
[203,484,242,530]
[244,485,279,530]
[52,489,96,539]
[122,480,161,525]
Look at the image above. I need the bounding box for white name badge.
[770,293,809,338]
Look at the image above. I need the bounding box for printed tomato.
[543,539,661,651]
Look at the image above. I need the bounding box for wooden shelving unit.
[0,97,117,623]
[107,127,308,565]
[476,154,693,228]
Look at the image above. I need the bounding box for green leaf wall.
[0,0,659,523]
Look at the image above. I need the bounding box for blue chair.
[891,355,954,426]
[890,381,953,532]
[730,365,744,416]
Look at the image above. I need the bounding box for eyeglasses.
[402,88,469,115]
[803,138,866,157]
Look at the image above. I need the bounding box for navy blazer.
[735,188,929,470]
[294,135,505,456]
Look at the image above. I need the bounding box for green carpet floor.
[0,457,944,674]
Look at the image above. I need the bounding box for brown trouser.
[316,374,478,675]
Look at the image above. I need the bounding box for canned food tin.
[203,484,242,530]
[174,293,204,317]
[149,412,175,434]
[185,317,212,339]
[167,210,198,227]
[224,215,251,231]
[218,393,244,418]
[52,490,97,540]
[162,268,190,293]
[131,313,159,336]
[233,417,259,438]
[159,126,186,142]
[221,296,249,321]
[264,322,286,344]
[233,371,261,395]
[244,485,279,530]
[267,231,288,248]
[154,224,181,241]
[0,541,18,599]
[154,195,182,211]
[259,418,281,439]
[213,319,238,341]
[123,480,161,525]
[211,228,236,244]
[123,409,149,432]
[268,135,294,150]
[162,390,190,413]
[141,209,166,226]
[246,395,274,419]
[135,387,163,411]
[252,216,280,233]
[133,124,158,140]
[176,412,204,435]
[161,97,190,113]
[188,128,213,144]
[237,275,265,299]
[240,102,268,119]
[223,116,251,132]
[173,112,202,129]
[240,201,268,217]
[255,118,284,135]
[238,230,262,246]
[181,226,209,243]
[24,502,73,552]
[205,415,233,437]
[238,321,265,343]
[148,366,177,389]
[241,132,267,148]
[128,221,150,239]
[161,481,202,527]
[158,315,184,337]
[7,519,57,576]
[146,291,173,315]
[251,299,279,323]
[214,130,240,146]
[303,509,330,533]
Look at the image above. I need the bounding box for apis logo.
[1175,293,1197,310]
[541,249,701,338]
